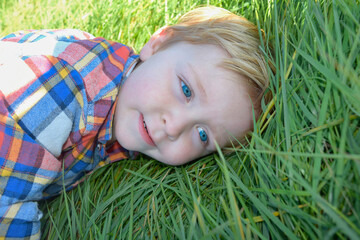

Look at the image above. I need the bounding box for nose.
[161,110,192,141]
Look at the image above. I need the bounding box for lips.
[138,114,155,146]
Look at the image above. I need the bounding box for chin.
[116,137,137,152]
[156,156,192,166]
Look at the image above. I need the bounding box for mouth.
[139,114,155,146]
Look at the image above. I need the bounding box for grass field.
[1,0,359,239]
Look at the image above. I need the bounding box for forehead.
[203,69,252,148]
[177,43,253,148]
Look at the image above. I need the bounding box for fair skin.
[113,28,253,165]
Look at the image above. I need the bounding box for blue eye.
[181,80,192,99]
[197,127,208,143]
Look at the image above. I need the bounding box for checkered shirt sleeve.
[0,29,136,239]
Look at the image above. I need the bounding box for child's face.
[113,41,253,165]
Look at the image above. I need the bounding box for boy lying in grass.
[0,6,271,238]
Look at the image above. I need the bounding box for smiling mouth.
[143,120,148,133]
[139,114,155,146]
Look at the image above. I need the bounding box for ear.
[140,26,172,61]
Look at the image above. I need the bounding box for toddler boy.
[0,6,271,238]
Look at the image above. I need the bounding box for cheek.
[159,140,203,165]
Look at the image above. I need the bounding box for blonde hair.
[159,6,274,119]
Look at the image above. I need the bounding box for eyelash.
[180,79,192,101]
[179,79,209,145]
[197,127,208,144]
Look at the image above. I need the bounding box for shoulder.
[57,37,134,101]
[1,29,95,42]
[0,29,96,60]
[1,29,135,101]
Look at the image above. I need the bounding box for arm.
[0,30,90,238]
[0,29,91,157]
[0,202,41,239]
[0,30,133,237]
[0,91,60,239]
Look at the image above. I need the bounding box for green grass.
[1,0,359,239]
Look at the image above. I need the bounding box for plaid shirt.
[0,29,139,239]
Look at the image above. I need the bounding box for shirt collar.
[120,54,140,87]
[97,54,140,159]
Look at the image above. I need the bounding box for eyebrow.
[187,63,214,151]
[187,63,207,103]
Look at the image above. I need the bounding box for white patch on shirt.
[36,111,72,157]
[0,38,58,58]
[0,57,36,96]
